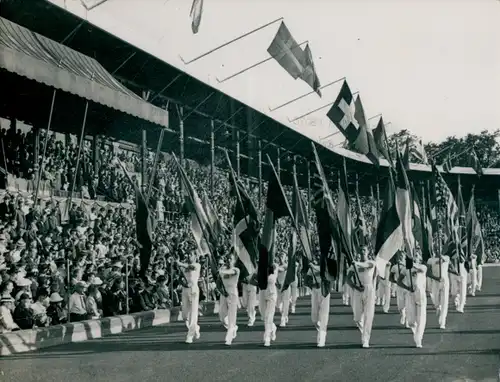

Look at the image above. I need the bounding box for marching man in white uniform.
[177,253,202,344]
[427,253,450,329]
[468,253,478,297]
[397,258,427,348]
[277,256,294,328]
[218,255,240,345]
[389,253,408,327]
[347,246,376,349]
[306,256,333,348]
[376,262,392,313]
[259,262,279,347]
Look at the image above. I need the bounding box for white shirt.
[407,265,427,305]
[182,263,201,289]
[427,256,449,282]
[355,260,376,288]
[69,292,87,315]
[0,305,18,333]
[264,267,278,297]
[219,266,240,295]
[277,265,287,286]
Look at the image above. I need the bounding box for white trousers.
[377,280,391,312]
[259,290,277,341]
[310,287,330,331]
[468,267,478,295]
[431,279,449,327]
[182,287,200,339]
[241,284,257,322]
[477,265,483,291]
[343,283,353,305]
[219,293,238,341]
[406,293,427,346]
[290,281,298,307]
[450,272,467,311]
[394,286,407,326]
[279,287,292,323]
[352,287,376,345]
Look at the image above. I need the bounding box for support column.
[33,126,40,169]
[307,160,311,214]
[258,140,262,209]
[141,129,147,191]
[92,135,99,175]
[210,120,215,198]
[179,106,184,167]
[276,147,281,178]
[236,129,240,177]
[246,109,254,179]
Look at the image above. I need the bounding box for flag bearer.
[277,256,293,327]
[259,262,278,347]
[306,255,333,348]
[449,256,467,313]
[289,258,300,314]
[427,253,450,329]
[348,246,376,349]
[376,262,392,313]
[398,258,427,348]
[177,253,201,344]
[390,252,408,327]
[468,253,478,297]
[219,255,240,345]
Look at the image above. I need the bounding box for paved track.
[2,267,500,382]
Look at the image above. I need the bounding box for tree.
[424,130,500,168]
[386,129,500,168]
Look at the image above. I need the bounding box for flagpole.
[146,125,167,202]
[180,17,284,65]
[268,77,346,112]
[216,41,308,84]
[288,91,360,123]
[66,100,90,216]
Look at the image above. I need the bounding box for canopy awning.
[0,17,169,128]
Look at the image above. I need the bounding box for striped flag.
[202,192,225,240]
[466,188,483,262]
[410,183,423,254]
[311,143,359,290]
[395,152,415,260]
[457,179,468,261]
[267,22,306,80]
[258,158,292,290]
[374,168,404,274]
[190,0,204,34]
[292,171,313,262]
[353,186,369,253]
[230,177,260,277]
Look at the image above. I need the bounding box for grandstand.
[0,0,499,333]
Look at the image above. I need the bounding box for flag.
[395,152,415,261]
[311,143,359,291]
[267,22,306,80]
[326,81,360,143]
[469,149,483,176]
[230,178,260,277]
[136,190,153,279]
[202,192,225,240]
[404,137,428,167]
[173,155,220,286]
[373,117,391,163]
[348,95,380,166]
[299,44,322,96]
[282,228,298,292]
[374,168,404,274]
[457,179,468,261]
[258,158,292,290]
[353,187,369,253]
[442,155,453,173]
[466,188,483,262]
[292,171,313,262]
[190,0,204,34]
[337,158,353,254]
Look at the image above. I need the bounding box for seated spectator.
[0,295,19,333]
[46,292,67,325]
[31,288,50,327]
[68,281,88,322]
[13,293,35,330]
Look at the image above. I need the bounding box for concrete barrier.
[0,308,172,357]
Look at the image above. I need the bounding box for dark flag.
[136,191,153,279]
[190,0,204,34]
[373,117,391,163]
[258,158,292,290]
[468,149,483,176]
[267,22,306,80]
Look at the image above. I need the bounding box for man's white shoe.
[264,339,271,347]
[195,325,201,339]
[185,336,193,344]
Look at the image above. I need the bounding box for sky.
[47,0,500,150]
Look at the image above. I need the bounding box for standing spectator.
[68,281,88,322]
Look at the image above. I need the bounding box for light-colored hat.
[112,261,123,268]
[49,292,63,303]
[16,239,26,247]
[16,278,32,287]
[75,281,88,288]
[91,277,103,286]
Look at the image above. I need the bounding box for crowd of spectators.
[0,122,499,333]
